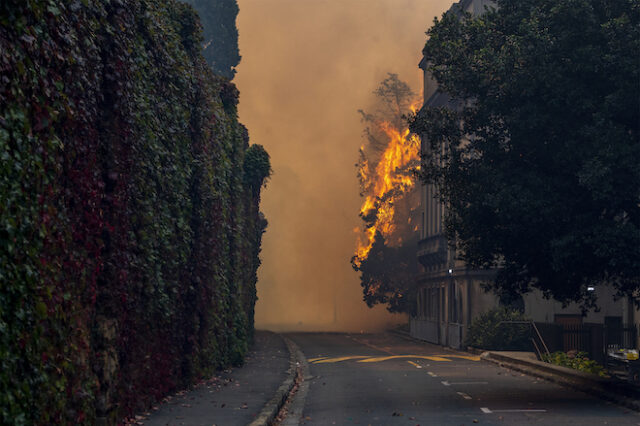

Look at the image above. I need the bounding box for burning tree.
[351,74,421,313]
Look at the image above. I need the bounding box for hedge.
[0,1,270,424]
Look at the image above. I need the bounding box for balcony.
[417,234,448,268]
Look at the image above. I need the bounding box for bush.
[465,307,531,350]
[243,144,272,193]
[542,351,607,377]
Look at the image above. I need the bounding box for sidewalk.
[140,330,290,426]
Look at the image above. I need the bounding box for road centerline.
[312,355,370,364]
[358,355,452,363]
[481,407,547,414]
[456,392,473,400]
[309,354,478,364]
[442,381,488,386]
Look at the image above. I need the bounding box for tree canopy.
[410,0,640,306]
[352,74,420,313]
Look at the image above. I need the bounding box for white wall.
[523,286,627,324]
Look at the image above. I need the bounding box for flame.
[409,99,421,114]
[353,99,422,268]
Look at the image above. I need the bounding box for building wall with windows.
[411,0,499,349]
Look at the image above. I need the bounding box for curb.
[247,335,302,426]
[481,351,640,412]
[281,343,311,426]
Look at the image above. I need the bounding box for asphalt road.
[285,332,640,426]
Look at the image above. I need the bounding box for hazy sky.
[235,0,452,331]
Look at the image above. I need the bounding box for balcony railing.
[417,234,448,268]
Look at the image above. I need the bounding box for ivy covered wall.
[0,0,270,424]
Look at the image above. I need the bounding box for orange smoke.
[353,99,422,267]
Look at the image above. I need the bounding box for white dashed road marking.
[441,381,488,386]
[481,407,547,414]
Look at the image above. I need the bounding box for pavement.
[134,330,640,426]
[139,330,293,426]
[393,328,640,412]
[287,332,640,425]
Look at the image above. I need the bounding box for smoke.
[235,0,452,332]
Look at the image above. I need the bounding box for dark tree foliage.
[358,233,419,314]
[182,0,241,79]
[410,0,640,306]
[243,144,272,195]
[464,307,531,351]
[0,0,268,424]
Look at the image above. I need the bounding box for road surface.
[285,332,640,425]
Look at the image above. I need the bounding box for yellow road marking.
[312,356,370,364]
[310,354,480,364]
[358,355,452,363]
[407,361,422,368]
[422,356,452,362]
[448,355,481,361]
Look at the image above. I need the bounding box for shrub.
[465,307,531,350]
[243,144,272,193]
[542,351,607,377]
